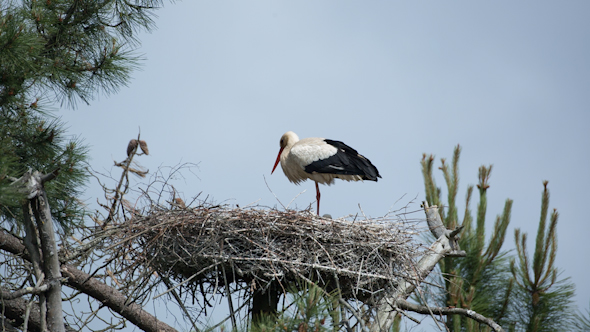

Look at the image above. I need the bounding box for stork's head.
[279,131,299,149]
[272,131,300,174]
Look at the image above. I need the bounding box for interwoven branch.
[103,205,422,303]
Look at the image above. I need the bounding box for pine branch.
[533,181,550,284]
[509,182,575,330]
[483,199,512,266]
[539,210,558,287]
[462,185,474,234]
[475,165,492,257]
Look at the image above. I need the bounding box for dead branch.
[370,202,504,332]
[396,299,504,332]
[0,283,51,300]
[11,170,65,332]
[0,286,77,332]
[0,229,178,332]
[61,265,177,332]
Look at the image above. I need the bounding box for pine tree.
[1,0,161,231]
[1,1,169,331]
[573,302,590,331]
[420,146,514,331]
[510,181,575,331]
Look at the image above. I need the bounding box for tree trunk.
[22,200,48,332]
[371,202,467,332]
[32,183,65,332]
[21,170,66,332]
[251,282,281,323]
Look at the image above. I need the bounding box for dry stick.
[263,175,287,210]
[103,218,173,251]
[242,199,262,209]
[337,298,370,332]
[257,218,288,298]
[160,277,200,332]
[23,299,35,332]
[62,227,119,263]
[394,307,421,324]
[358,203,368,220]
[105,133,141,227]
[286,190,307,210]
[154,262,223,300]
[206,297,251,331]
[212,265,220,300]
[221,266,237,331]
[197,253,400,281]
[355,257,364,297]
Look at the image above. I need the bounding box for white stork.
[271,131,381,216]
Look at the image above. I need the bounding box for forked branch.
[370,202,504,332]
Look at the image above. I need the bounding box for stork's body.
[271,131,381,215]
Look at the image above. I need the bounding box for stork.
[271,131,381,216]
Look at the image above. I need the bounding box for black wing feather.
[304,139,381,181]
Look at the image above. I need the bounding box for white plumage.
[272,131,381,216]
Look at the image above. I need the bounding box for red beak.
[271,147,284,174]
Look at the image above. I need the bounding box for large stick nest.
[107,205,422,302]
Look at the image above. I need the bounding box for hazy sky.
[62,1,589,330]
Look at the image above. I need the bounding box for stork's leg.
[315,181,321,216]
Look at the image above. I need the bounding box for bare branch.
[0,229,179,332]
[396,299,504,332]
[0,286,77,332]
[1,283,51,300]
[369,201,501,332]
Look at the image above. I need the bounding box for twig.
[160,277,200,332]
[1,283,51,300]
[286,190,307,210]
[221,266,237,331]
[154,262,223,299]
[263,175,286,210]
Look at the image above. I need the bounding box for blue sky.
[62,1,590,329]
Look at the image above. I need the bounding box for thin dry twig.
[103,204,422,305]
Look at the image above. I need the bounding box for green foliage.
[0,0,157,108]
[510,182,576,331]
[420,147,577,332]
[250,282,340,332]
[573,301,590,332]
[0,0,164,232]
[0,106,89,233]
[420,146,514,330]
